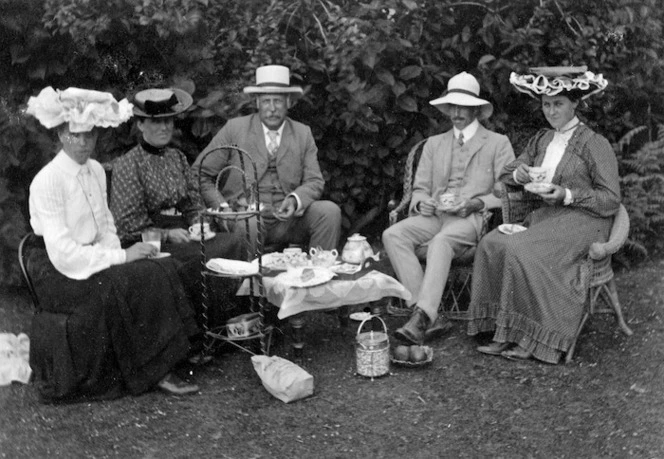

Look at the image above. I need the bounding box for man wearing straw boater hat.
[193,65,341,251]
[382,71,515,345]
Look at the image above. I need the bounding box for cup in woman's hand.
[188,222,211,239]
[141,228,161,253]
[528,166,549,183]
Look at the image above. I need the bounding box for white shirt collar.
[453,119,480,142]
[53,150,89,176]
[262,122,285,138]
[556,116,581,134]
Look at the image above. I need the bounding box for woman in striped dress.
[466,67,621,363]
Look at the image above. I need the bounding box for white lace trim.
[510,71,608,100]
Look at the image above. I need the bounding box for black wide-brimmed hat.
[132,88,193,118]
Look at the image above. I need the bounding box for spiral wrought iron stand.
[196,145,272,357]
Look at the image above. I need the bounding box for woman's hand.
[538,184,566,206]
[166,228,191,244]
[418,198,438,216]
[515,163,532,184]
[125,242,158,262]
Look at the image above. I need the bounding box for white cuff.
[287,192,301,211]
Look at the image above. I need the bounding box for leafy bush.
[2,0,664,287]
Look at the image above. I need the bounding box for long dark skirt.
[161,226,245,329]
[467,206,612,363]
[28,250,198,403]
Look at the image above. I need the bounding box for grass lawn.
[1,258,663,458]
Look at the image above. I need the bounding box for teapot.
[342,233,374,264]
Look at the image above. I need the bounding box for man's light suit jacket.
[194,114,324,217]
[409,124,515,238]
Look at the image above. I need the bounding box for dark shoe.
[387,299,412,317]
[501,346,533,361]
[157,373,200,395]
[477,341,512,356]
[424,316,453,342]
[394,307,430,345]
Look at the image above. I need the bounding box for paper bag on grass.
[251,355,314,403]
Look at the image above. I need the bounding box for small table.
[237,270,412,354]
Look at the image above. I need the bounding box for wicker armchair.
[498,182,633,363]
[386,140,494,320]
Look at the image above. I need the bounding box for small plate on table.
[206,258,259,276]
[498,224,527,235]
[274,267,336,288]
[524,182,554,194]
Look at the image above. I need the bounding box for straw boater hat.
[132,88,193,118]
[510,66,608,100]
[25,87,133,132]
[429,72,493,120]
[243,65,303,99]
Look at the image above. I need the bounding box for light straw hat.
[26,87,133,132]
[429,72,493,120]
[510,66,608,100]
[243,65,303,98]
[132,88,193,118]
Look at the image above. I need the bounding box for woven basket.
[355,316,390,379]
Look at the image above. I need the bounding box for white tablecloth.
[237,270,411,319]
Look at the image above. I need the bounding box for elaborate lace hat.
[429,72,493,120]
[132,88,193,118]
[510,66,608,100]
[26,87,133,133]
[243,65,303,98]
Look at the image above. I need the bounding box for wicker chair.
[18,232,44,309]
[498,182,633,363]
[386,140,494,320]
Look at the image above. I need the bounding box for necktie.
[267,130,279,157]
[458,132,464,146]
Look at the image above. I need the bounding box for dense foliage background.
[1,0,664,287]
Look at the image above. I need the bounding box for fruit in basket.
[409,345,427,362]
[393,345,410,361]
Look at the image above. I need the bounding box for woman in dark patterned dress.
[26,87,200,402]
[109,88,242,329]
[467,67,621,363]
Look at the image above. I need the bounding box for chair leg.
[565,312,589,364]
[602,279,634,336]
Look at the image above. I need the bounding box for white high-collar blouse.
[29,150,126,280]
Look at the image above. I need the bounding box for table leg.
[337,306,350,328]
[289,316,305,358]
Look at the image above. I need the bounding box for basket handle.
[356,315,388,337]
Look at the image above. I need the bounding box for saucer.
[153,252,171,258]
[498,224,527,235]
[524,182,554,194]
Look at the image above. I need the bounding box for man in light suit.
[193,65,341,250]
[383,72,515,345]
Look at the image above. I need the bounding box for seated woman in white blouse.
[466,67,621,364]
[26,87,200,402]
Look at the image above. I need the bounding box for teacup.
[528,166,549,183]
[141,228,161,252]
[439,192,457,210]
[189,222,211,238]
